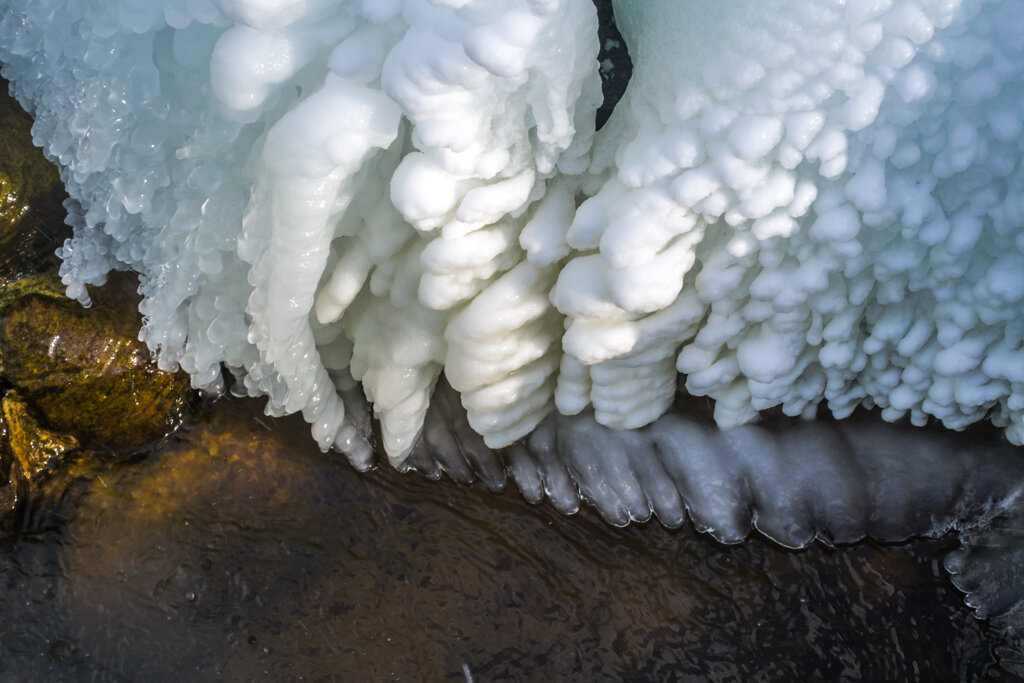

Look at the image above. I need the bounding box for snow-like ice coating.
[6,5,1024,663]
[1,0,1023,471]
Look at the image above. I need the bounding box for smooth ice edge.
[411,380,1024,545]
[404,378,1024,672]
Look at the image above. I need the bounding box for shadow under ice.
[0,397,1005,681]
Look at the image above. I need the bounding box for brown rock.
[0,271,193,452]
[1,391,79,478]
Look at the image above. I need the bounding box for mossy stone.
[1,391,79,478]
[0,271,193,452]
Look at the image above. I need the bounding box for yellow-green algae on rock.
[0,269,193,549]
[0,406,26,552]
[0,270,192,453]
[1,389,79,479]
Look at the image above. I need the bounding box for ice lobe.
[560,0,1024,444]
[0,0,600,466]
[1,0,1023,469]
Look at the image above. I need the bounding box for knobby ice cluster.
[1,0,1023,474]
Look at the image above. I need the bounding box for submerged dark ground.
[0,396,1004,681]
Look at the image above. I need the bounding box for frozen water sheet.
[2,0,1022,461]
[3,0,1024,671]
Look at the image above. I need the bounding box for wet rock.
[0,271,193,452]
[0,96,191,547]
[0,390,76,550]
[0,82,69,281]
[0,474,25,553]
[1,391,79,478]
[0,419,27,553]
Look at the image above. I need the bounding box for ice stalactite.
[2,0,1024,671]
[2,0,1021,463]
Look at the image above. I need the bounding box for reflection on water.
[0,398,1000,681]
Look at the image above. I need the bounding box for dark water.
[0,398,1003,681]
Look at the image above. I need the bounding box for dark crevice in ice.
[592,0,631,130]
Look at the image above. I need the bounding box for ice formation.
[1,0,1022,469]
[4,1,1024,666]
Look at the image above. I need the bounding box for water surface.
[0,397,1000,681]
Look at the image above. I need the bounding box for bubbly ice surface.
[5,5,1024,667]
[1,0,1022,465]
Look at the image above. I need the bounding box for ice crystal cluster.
[1,0,1022,469]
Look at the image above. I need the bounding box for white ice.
[1,0,1022,470]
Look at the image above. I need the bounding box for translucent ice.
[1,0,1023,460]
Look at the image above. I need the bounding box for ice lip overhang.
[1,0,1020,471]
[2,0,1024,671]
[407,378,1024,545]
[404,378,1024,676]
